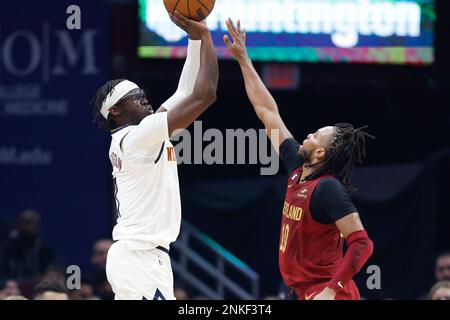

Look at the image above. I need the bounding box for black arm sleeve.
[310,178,357,224]
[279,138,304,175]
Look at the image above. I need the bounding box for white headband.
[101,80,140,119]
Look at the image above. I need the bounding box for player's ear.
[109,105,121,116]
[315,147,327,160]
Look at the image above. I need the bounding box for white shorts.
[106,240,175,300]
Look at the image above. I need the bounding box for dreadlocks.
[91,79,125,132]
[307,123,375,194]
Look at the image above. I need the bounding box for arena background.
[0,0,449,300]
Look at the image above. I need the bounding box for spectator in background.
[91,239,114,300]
[174,286,189,300]
[0,279,21,300]
[428,281,450,300]
[91,239,113,272]
[0,210,56,280]
[69,275,99,300]
[33,278,68,300]
[435,252,450,282]
[42,265,67,281]
[418,251,450,299]
[16,265,67,299]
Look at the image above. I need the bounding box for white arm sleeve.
[161,39,201,111]
[124,112,169,151]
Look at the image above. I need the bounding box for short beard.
[130,109,151,126]
[298,147,312,165]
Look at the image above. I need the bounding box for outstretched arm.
[223,18,292,153]
[162,12,219,137]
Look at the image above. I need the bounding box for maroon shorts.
[294,280,360,300]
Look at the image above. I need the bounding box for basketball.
[163,0,215,21]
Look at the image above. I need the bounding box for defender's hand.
[169,11,209,40]
[223,18,248,62]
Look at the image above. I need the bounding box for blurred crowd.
[0,209,114,300]
[1,209,449,300]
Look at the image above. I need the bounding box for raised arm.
[223,18,292,153]
[157,38,201,113]
[162,12,219,137]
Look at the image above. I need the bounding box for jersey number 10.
[279,223,289,253]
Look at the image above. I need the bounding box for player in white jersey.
[91,12,218,300]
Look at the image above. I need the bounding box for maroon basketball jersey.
[279,166,345,288]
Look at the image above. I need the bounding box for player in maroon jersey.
[224,19,374,300]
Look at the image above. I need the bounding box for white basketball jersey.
[108,112,181,250]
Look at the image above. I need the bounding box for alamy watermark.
[66,265,81,290]
[170,121,280,175]
[66,5,81,30]
[366,264,381,290]
[64,263,382,291]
